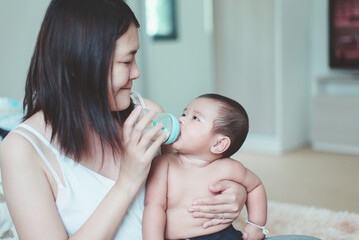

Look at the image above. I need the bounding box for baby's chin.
[170,139,181,152]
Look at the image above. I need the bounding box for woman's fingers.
[190,211,239,220]
[122,106,166,162]
[129,110,156,145]
[124,107,158,146]
[192,194,232,206]
[188,203,239,220]
[145,130,166,157]
[189,195,241,214]
[202,218,233,229]
[191,181,246,213]
[123,105,142,142]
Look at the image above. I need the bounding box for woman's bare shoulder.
[143,98,164,112]
[0,113,46,168]
[0,131,38,166]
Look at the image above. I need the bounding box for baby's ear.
[211,136,231,155]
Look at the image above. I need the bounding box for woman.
[0,0,246,239]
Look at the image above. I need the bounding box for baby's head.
[196,94,249,158]
[174,93,249,159]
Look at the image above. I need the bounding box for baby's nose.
[179,116,185,124]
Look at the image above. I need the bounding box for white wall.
[279,0,311,152]
[214,0,312,154]
[0,0,50,102]
[140,0,215,116]
[124,0,148,96]
[214,0,276,136]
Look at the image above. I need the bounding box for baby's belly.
[165,207,230,240]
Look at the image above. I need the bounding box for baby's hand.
[243,223,265,240]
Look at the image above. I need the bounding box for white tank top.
[12,94,149,239]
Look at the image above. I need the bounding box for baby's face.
[171,98,221,155]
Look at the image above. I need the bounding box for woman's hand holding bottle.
[117,106,166,190]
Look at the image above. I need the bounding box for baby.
[143,93,268,240]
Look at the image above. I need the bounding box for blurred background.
[1,0,358,213]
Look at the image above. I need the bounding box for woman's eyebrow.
[129,49,138,55]
[123,50,137,57]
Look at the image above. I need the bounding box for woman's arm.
[142,156,169,240]
[1,133,69,239]
[75,106,166,240]
[0,106,166,240]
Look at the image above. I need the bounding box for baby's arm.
[142,155,169,240]
[220,159,267,240]
[242,170,267,240]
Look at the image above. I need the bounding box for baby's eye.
[181,113,186,117]
[193,116,199,121]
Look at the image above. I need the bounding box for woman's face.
[108,23,140,111]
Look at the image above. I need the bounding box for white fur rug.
[233,201,359,240]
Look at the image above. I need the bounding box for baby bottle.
[131,92,180,144]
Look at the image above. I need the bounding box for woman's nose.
[130,60,140,80]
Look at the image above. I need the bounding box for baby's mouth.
[173,132,181,143]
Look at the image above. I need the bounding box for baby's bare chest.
[166,164,223,209]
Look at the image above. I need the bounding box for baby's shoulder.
[212,157,246,173]
[214,157,244,166]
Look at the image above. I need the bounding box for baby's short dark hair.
[197,94,249,158]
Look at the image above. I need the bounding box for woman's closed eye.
[121,57,134,65]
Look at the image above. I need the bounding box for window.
[145,0,177,40]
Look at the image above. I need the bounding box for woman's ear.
[211,136,231,155]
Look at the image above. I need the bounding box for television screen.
[329,0,359,69]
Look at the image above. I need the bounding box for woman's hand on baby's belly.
[165,207,230,240]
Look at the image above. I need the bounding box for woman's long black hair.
[23,0,139,161]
